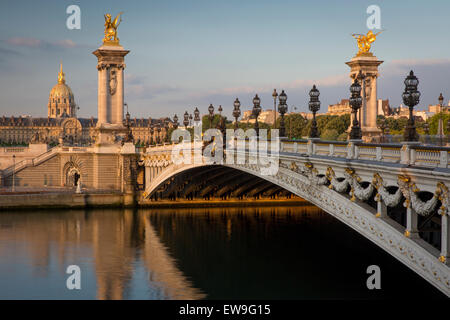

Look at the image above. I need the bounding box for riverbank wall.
[0,192,308,210]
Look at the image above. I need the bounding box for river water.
[0,205,444,299]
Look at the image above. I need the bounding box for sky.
[1,0,450,120]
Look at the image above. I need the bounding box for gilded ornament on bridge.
[352,30,382,56]
[103,12,123,45]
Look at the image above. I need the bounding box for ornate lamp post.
[189,114,193,127]
[308,85,320,138]
[424,122,430,135]
[156,123,161,144]
[272,89,278,129]
[402,70,420,142]
[173,114,179,130]
[218,105,223,116]
[149,125,154,144]
[278,90,287,138]
[12,154,15,192]
[378,118,387,143]
[194,107,200,122]
[183,111,189,128]
[349,78,363,140]
[124,111,134,143]
[252,94,262,136]
[208,104,215,129]
[164,120,169,142]
[439,93,444,146]
[233,98,241,129]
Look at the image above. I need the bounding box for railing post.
[400,144,410,165]
[439,150,448,168]
[347,142,353,159]
[293,142,298,153]
[329,143,334,157]
[440,213,450,266]
[376,197,387,218]
[376,146,382,161]
[405,207,419,239]
[307,140,313,155]
[410,148,416,165]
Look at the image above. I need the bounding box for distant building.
[428,102,450,114]
[0,65,171,146]
[377,99,391,116]
[241,109,278,125]
[327,99,351,115]
[390,104,430,121]
[328,99,390,117]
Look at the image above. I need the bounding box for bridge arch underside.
[145,163,449,296]
[147,165,295,201]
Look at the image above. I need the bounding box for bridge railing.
[142,138,450,169]
[280,139,450,168]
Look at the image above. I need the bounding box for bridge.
[140,137,450,296]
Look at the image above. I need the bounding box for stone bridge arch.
[141,156,450,296]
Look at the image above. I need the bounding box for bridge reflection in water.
[0,206,445,299]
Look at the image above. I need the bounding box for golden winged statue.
[103,12,124,45]
[352,30,382,56]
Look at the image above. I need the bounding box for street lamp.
[218,105,223,116]
[189,114,193,127]
[272,89,278,129]
[278,90,288,138]
[308,85,321,138]
[378,118,387,143]
[173,114,179,129]
[149,125,154,144]
[124,110,134,143]
[233,98,241,130]
[252,94,262,136]
[438,93,444,146]
[164,120,169,142]
[194,107,200,122]
[402,70,420,142]
[183,111,189,128]
[12,154,16,192]
[156,123,161,144]
[208,104,215,129]
[349,78,363,140]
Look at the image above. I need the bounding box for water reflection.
[0,209,204,300]
[0,205,444,299]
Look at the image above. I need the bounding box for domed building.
[48,63,77,118]
[0,63,171,149]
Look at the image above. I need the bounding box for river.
[0,205,444,299]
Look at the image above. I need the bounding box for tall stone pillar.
[346,54,383,141]
[93,44,129,145]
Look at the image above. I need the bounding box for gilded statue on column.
[352,30,382,56]
[103,12,123,45]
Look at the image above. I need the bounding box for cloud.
[5,37,91,50]
[125,74,180,100]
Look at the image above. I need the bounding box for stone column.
[405,207,419,239]
[93,46,129,129]
[97,66,107,126]
[115,65,124,125]
[145,165,151,188]
[346,54,383,141]
[440,213,450,265]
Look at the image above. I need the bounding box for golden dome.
[49,63,74,99]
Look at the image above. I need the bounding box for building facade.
[0,66,171,147]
